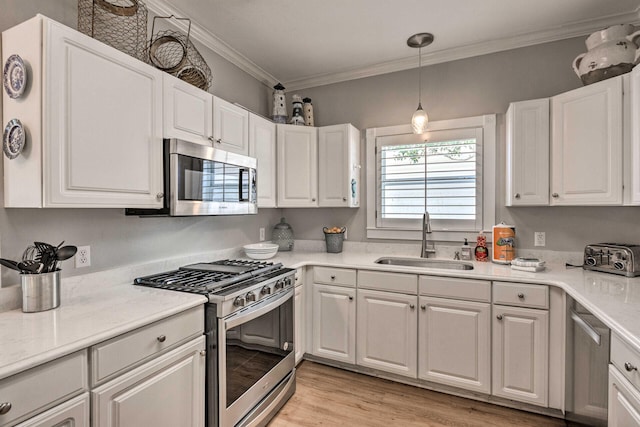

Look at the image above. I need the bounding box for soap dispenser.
[461,238,472,260]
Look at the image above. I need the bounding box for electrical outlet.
[259,227,265,241]
[534,232,545,247]
[76,245,91,268]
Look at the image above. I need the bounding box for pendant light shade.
[407,33,434,134]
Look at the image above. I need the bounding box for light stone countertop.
[1,241,639,383]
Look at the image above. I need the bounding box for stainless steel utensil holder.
[21,271,60,313]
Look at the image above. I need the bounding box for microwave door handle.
[238,168,248,201]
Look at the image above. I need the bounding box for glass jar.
[272,217,294,251]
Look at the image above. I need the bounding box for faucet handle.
[454,251,460,260]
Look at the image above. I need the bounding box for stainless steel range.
[135,259,296,427]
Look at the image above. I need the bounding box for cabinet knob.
[0,402,11,415]
[514,193,521,199]
[200,350,206,357]
[625,362,638,372]
[552,193,559,198]
[157,335,167,343]
[343,197,347,202]
[208,136,215,142]
[348,296,353,301]
[330,275,336,280]
[216,138,222,144]
[410,304,415,309]
[312,198,316,202]
[517,293,525,299]
[496,314,503,320]
[420,305,426,310]
[156,192,164,200]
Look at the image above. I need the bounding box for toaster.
[583,243,640,277]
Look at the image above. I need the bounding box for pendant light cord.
[418,46,422,107]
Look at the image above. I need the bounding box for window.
[366,115,496,241]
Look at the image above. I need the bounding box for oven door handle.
[224,288,293,330]
[571,310,601,346]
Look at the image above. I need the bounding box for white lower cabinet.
[294,282,306,365]
[311,283,356,364]
[356,289,417,378]
[418,296,490,393]
[609,365,640,426]
[92,336,205,427]
[15,393,89,427]
[492,305,549,406]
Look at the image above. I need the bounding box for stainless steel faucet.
[420,212,436,258]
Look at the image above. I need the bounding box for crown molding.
[144,0,639,92]
[283,7,640,91]
[144,0,279,88]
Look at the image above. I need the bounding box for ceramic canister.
[492,223,516,264]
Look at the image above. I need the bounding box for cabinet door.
[163,74,213,144]
[213,96,249,155]
[418,297,490,393]
[318,124,360,207]
[44,20,164,208]
[277,125,318,207]
[357,289,417,377]
[609,365,640,427]
[294,284,306,365]
[551,76,623,205]
[628,66,640,204]
[505,99,549,206]
[311,283,355,364]
[92,337,205,427]
[249,114,277,208]
[492,305,549,406]
[15,393,90,427]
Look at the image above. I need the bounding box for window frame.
[365,114,496,242]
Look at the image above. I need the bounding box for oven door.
[169,139,257,216]
[219,289,294,427]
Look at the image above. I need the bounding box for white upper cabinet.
[627,65,640,205]
[3,16,164,208]
[318,124,361,207]
[163,74,213,144]
[550,76,623,205]
[277,124,318,207]
[505,99,550,206]
[213,96,249,155]
[249,114,277,208]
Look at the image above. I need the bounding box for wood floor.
[268,361,569,427]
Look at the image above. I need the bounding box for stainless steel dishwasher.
[565,296,610,426]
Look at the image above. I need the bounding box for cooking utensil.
[18,260,44,274]
[55,246,77,261]
[0,258,21,271]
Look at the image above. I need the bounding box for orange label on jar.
[492,226,515,264]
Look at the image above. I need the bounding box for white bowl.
[243,243,278,260]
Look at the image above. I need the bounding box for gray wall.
[0,0,280,287]
[282,38,640,252]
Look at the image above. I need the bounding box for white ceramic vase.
[573,24,640,85]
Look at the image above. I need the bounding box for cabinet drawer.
[419,276,491,302]
[90,306,203,386]
[493,282,548,309]
[358,270,417,294]
[313,267,356,287]
[612,333,640,392]
[0,350,87,427]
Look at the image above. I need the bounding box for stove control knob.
[284,276,293,287]
[585,257,597,266]
[245,291,256,302]
[233,296,246,307]
[261,285,272,295]
[274,280,284,290]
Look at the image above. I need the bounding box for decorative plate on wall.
[3,54,28,99]
[3,119,26,159]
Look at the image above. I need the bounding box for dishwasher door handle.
[571,310,601,346]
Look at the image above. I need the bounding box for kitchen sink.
[374,257,474,270]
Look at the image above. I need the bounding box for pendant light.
[407,33,434,134]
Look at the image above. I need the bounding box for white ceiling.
[145,0,640,90]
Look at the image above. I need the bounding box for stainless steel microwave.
[126,138,257,216]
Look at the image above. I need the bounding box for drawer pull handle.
[348,296,353,301]
[517,293,525,299]
[496,314,503,320]
[330,275,336,280]
[625,362,638,372]
[0,402,11,415]
[552,193,559,198]
[157,335,167,343]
